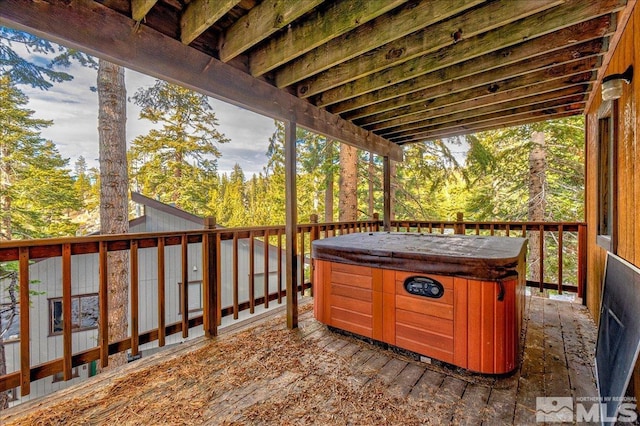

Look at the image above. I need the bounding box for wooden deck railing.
[0,216,583,398]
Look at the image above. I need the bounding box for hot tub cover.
[311,232,527,280]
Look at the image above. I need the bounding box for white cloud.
[21,63,276,177]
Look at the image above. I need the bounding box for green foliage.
[0,27,97,90]
[0,76,82,239]
[129,80,229,214]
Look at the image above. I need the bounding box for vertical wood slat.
[578,224,587,300]
[383,156,390,232]
[299,229,305,297]
[202,218,217,337]
[233,233,239,319]
[61,243,72,381]
[557,225,563,294]
[130,240,139,356]
[18,247,30,396]
[309,215,319,298]
[216,233,222,325]
[181,235,188,338]
[249,231,255,314]
[157,237,166,347]
[263,228,269,309]
[98,241,108,368]
[277,229,283,304]
[538,224,544,292]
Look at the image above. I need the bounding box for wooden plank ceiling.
[8,0,630,147]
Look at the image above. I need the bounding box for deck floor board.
[1,296,598,425]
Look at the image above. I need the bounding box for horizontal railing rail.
[0,215,584,399]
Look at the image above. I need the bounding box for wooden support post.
[157,237,166,346]
[373,212,380,232]
[98,241,109,368]
[383,156,391,232]
[18,247,30,396]
[203,216,217,337]
[454,212,465,235]
[62,243,72,381]
[578,223,587,303]
[130,240,139,357]
[285,120,299,329]
[181,235,189,338]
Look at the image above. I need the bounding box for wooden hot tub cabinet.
[312,233,527,374]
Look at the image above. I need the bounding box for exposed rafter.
[314,0,625,108]
[248,0,406,77]
[296,0,562,98]
[0,0,402,161]
[274,0,484,89]
[131,0,158,22]
[219,0,324,63]
[181,0,241,45]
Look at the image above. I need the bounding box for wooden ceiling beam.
[181,0,241,45]
[0,0,402,161]
[356,60,598,128]
[275,0,484,89]
[295,0,560,98]
[219,0,324,62]
[386,96,587,141]
[397,111,580,144]
[131,0,158,22]
[357,55,601,131]
[314,0,625,108]
[379,90,589,138]
[330,17,613,116]
[248,0,405,77]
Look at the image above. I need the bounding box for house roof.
[131,192,204,226]
[0,0,633,160]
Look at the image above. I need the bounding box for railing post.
[578,223,587,303]
[310,214,319,297]
[454,212,465,235]
[373,212,380,232]
[203,216,217,337]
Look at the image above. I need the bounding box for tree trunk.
[324,140,334,222]
[97,60,129,369]
[338,143,358,221]
[368,152,375,218]
[0,145,12,241]
[528,131,547,283]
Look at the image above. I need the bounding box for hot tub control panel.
[404,276,444,298]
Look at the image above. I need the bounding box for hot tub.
[312,232,527,374]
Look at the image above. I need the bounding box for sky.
[20,58,278,177]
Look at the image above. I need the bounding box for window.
[597,101,617,251]
[178,281,203,314]
[49,294,99,335]
[52,367,79,383]
[0,303,20,342]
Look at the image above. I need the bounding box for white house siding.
[1,196,287,406]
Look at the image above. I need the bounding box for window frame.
[596,100,618,253]
[48,293,99,336]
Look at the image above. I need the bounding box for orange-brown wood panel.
[330,294,372,315]
[330,270,373,288]
[372,268,383,341]
[480,281,496,374]
[382,292,396,344]
[453,277,468,369]
[313,260,326,323]
[331,261,373,276]
[331,307,372,338]
[466,280,483,373]
[331,283,373,302]
[395,330,454,364]
[395,295,454,320]
[396,309,453,337]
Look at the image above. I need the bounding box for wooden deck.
[1,295,597,425]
